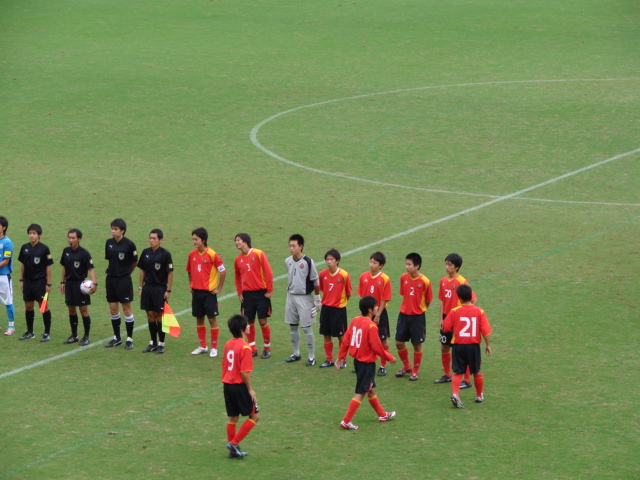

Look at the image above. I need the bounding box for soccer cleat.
[306,358,316,366]
[40,333,50,342]
[226,442,248,458]
[19,332,35,340]
[378,366,387,376]
[209,348,218,358]
[4,327,15,336]
[409,373,419,381]
[191,346,208,355]
[155,345,165,354]
[251,351,258,357]
[125,339,133,350]
[395,367,412,378]
[142,343,158,353]
[340,361,347,369]
[434,375,452,384]
[475,395,484,403]
[63,335,78,344]
[319,360,334,368]
[79,336,90,346]
[351,369,356,373]
[105,337,122,348]
[260,349,271,359]
[460,380,473,389]
[340,421,358,430]
[378,411,396,422]
[285,354,301,363]
[451,394,464,409]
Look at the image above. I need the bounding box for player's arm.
[130,260,138,274]
[59,266,66,294]
[213,268,226,294]
[483,334,492,356]
[0,258,9,268]
[138,268,145,291]
[374,300,387,324]
[234,258,243,301]
[19,264,25,291]
[45,264,52,293]
[439,300,445,329]
[335,325,352,369]
[165,270,173,300]
[240,371,257,403]
[88,267,98,294]
[262,253,273,297]
[370,324,396,363]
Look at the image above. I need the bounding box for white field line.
[250,77,640,205]
[1,146,638,380]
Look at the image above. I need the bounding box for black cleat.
[155,345,165,354]
[260,350,271,359]
[19,332,35,340]
[285,354,301,363]
[460,380,473,389]
[105,337,122,348]
[142,343,158,353]
[378,366,387,376]
[125,339,133,350]
[40,333,51,342]
[63,336,79,344]
[319,360,334,368]
[226,442,248,458]
[79,336,90,346]
[252,351,258,357]
[435,375,452,384]
[305,358,316,366]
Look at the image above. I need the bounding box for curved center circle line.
[250,77,640,202]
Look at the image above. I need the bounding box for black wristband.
[166,289,172,293]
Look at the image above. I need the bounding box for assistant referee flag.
[39,292,49,314]
[162,302,181,338]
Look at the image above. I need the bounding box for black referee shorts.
[140,284,166,313]
[65,280,91,307]
[22,278,47,303]
[106,275,134,304]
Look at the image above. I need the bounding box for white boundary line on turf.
[250,77,640,205]
[2,146,638,380]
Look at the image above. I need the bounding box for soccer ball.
[80,280,94,295]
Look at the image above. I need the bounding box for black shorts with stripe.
[106,275,134,304]
[241,289,271,321]
[224,382,259,417]
[354,359,376,394]
[65,280,91,307]
[452,343,482,375]
[319,305,347,337]
[22,278,46,303]
[140,284,166,313]
[377,308,390,340]
[395,312,426,344]
[191,289,218,318]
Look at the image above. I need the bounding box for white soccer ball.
[80,280,94,295]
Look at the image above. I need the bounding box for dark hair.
[359,296,378,316]
[150,229,164,240]
[405,252,422,269]
[289,234,304,248]
[228,314,248,338]
[68,228,83,239]
[27,223,42,236]
[370,251,386,266]
[192,227,208,246]
[235,233,252,248]
[0,216,8,234]
[111,218,127,234]
[324,249,341,262]
[445,253,463,271]
[457,284,473,302]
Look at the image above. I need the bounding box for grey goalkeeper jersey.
[285,255,319,295]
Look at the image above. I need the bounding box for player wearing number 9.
[442,284,492,408]
[222,314,259,458]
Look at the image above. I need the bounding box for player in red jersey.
[356,251,392,376]
[186,227,226,358]
[222,314,259,458]
[394,253,433,382]
[318,249,352,368]
[443,285,492,408]
[435,253,476,388]
[335,296,396,430]
[234,233,274,359]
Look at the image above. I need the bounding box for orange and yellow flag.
[162,302,181,338]
[39,292,49,314]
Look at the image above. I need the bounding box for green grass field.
[1,0,639,478]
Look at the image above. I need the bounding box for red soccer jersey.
[186,247,225,291]
[438,274,477,315]
[221,337,254,384]
[399,273,433,315]
[234,248,274,295]
[356,271,392,307]
[443,304,492,345]
[319,268,352,308]
[338,316,394,363]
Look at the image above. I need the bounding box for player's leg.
[299,296,316,365]
[22,299,36,339]
[285,294,302,362]
[228,384,259,457]
[78,304,91,345]
[378,310,390,375]
[450,344,466,408]
[319,306,333,367]
[65,302,79,343]
[122,300,135,350]
[143,310,158,352]
[106,276,123,346]
[191,291,208,354]
[408,313,426,380]
[208,315,219,357]
[1,275,15,335]
[394,314,413,376]
[257,298,271,358]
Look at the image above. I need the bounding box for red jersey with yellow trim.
[338,316,395,363]
[399,272,433,315]
[234,248,274,295]
[356,271,392,307]
[221,337,254,384]
[319,268,352,308]
[186,247,225,291]
[438,274,477,315]
[443,304,492,345]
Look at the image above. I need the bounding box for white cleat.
[209,348,218,358]
[191,346,208,355]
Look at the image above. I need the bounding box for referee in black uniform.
[137,229,174,354]
[104,218,138,350]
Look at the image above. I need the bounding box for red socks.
[226,422,237,442]
[474,373,484,397]
[261,324,271,350]
[324,341,334,362]
[232,419,257,445]
[343,398,361,423]
[452,374,463,395]
[210,327,219,350]
[368,395,386,417]
[248,324,257,353]
[381,344,389,367]
[197,325,207,348]
[441,352,452,377]
[398,347,411,370]
[412,351,423,375]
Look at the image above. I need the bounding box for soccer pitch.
[1,1,639,479]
